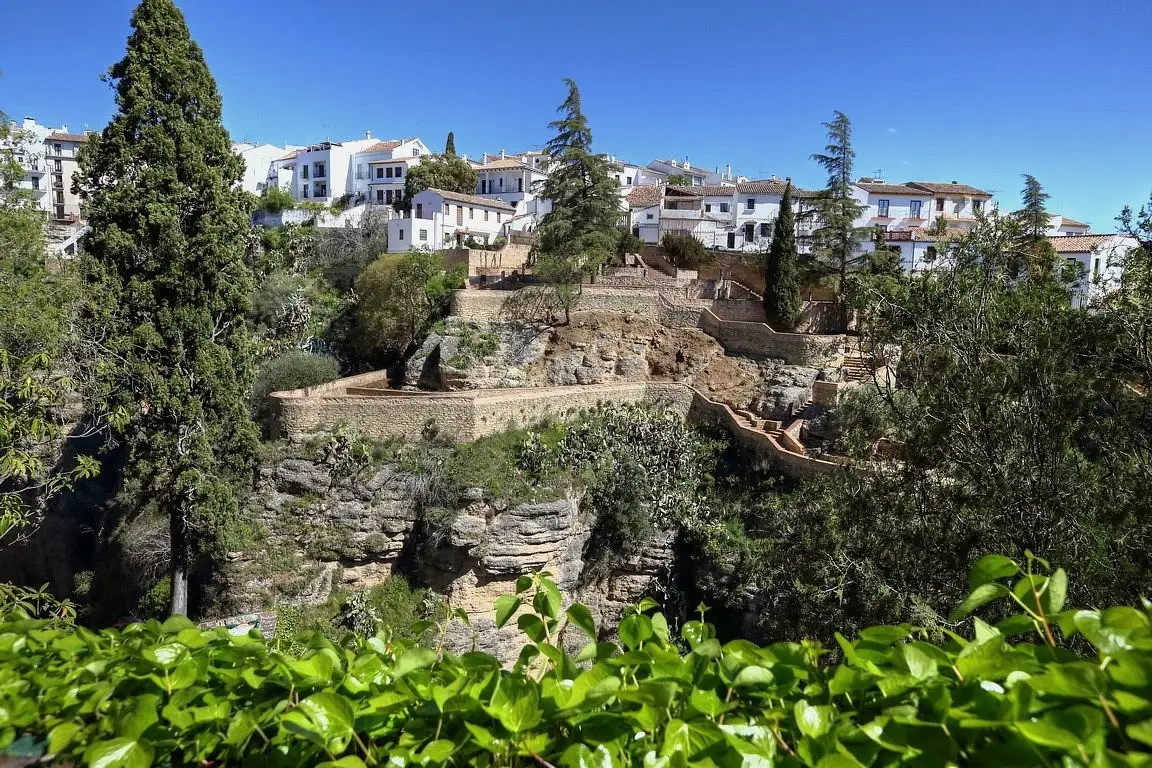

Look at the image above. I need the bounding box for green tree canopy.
[443,131,456,157]
[534,78,621,323]
[807,110,867,329]
[76,0,258,616]
[397,153,477,213]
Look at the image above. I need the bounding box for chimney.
[23,117,35,130]
[726,163,732,179]
[500,149,506,159]
[951,180,958,184]
[365,129,372,139]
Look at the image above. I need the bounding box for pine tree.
[1013,174,1056,279]
[444,131,456,157]
[77,0,258,616]
[809,111,866,330]
[535,78,621,323]
[763,183,802,330]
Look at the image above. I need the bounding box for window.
[924,246,938,263]
[481,179,488,193]
[386,167,394,178]
[302,165,309,179]
[302,184,309,198]
[398,229,405,241]
[315,163,325,177]
[746,198,755,211]
[1094,258,1101,276]
[376,189,384,203]
[972,199,984,213]
[54,191,63,204]
[646,213,655,220]
[498,177,504,190]
[356,164,364,179]
[316,183,326,197]
[496,212,501,223]
[910,200,922,219]
[416,203,423,218]
[54,159,62,172]
[419,229,428,240]
[484,210,489,221]
[627,176,633,185]
[719,203,730,213]
[517,177,523,192]
[760,222,771,238]
[726,232,736,249]
[412,148,419,157]
[469,207,474,219]
[704,204,712,213]
[376,167,384,179]
[444,202,451,215]
[53,143,61,154]
[935,197,945,212]
[55,205,64,219]
[31,177,39,190]
[877,199,890,218]
[395,166,402,178]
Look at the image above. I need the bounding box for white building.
[270,136,379,204]
[1048,215,1090,236]
[233,142,299,194]
[473,154,552,232]
[648,158,736,187]
[3,117,56,213]
[732,179,820,253]
[626,185,664,243]
[387,188,514,253]
[355,138,429,206]
[1049,234,1136,308]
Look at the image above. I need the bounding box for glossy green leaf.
[566,603,597,639]
[494,595,522,628]
[83,738,154,768]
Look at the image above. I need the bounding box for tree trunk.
[169,510,189,617]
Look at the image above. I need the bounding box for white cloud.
[886,127,899,134]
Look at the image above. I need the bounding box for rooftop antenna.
[873,168,883,179]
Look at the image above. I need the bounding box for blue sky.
[2,0,1149,229]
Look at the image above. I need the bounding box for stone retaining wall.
[698,309,843,367]
[272,381,695,443]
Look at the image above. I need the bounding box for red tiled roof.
[1047,234,1115,253]
[626,185,664,208]
[1060,216,1089,228]
[277,148,300,161]
[856,181,932,196]
[906,181,992,197]
[667,184,735,197]
[474,158,532,172]
[46,131,89,143]
[428,188,516,212]
[360,140,404,154]
[736,179,820,197]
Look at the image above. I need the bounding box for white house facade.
[355,138,429,206]
[1048,215,1090,236]
[473,155,552,232]
[1048,234,1135,308]
[387,188,514,253]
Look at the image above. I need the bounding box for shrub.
[4,558,1152,767]
[661,230,708,266]
[617,228,644,256]
[257,185,296,214]
[251,351,341,437]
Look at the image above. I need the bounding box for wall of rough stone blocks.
[698,310,843,367]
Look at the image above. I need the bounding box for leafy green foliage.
[660,231,708,267]
[251,352,340,437]
[351,249,466,367]
[616,228,643,257]
[6,560,1152,766]
[763,183,802,330]
[76,0,259,614]
[397,153,477,213]
[258,185,297,214]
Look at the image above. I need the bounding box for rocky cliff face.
[405,311,829,421]
[220,455,672,661]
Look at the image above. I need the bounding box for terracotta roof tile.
[1060,216,1089,228]
[626,185,664,208]
[667,184,735,197]
[360,140,404,154]
[276,148,300,161]
[474,158,532,172]
[1047,234,1116,253]
[46,131,89,143]
[906,181,992,197]
[428,188,516,212]
[736,179,820,197]
[856,181,932,196]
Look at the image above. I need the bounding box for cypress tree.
[444,131,456,157]
[77,0,257,616]
[1013,174,1056,279]
[763,183,802,330]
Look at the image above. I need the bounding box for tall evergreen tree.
[444,131,456,157]
[535,78,621,323]
[809,111,866,330]
[1013,174,1056,279]
[77,0,258,616]
[762,183,802,330]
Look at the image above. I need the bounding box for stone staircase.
[841,341,874,383]
[728,279,763,302]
